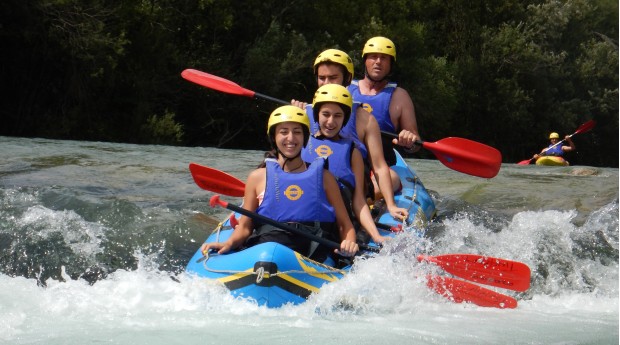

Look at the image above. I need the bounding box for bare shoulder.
[366,112,380,133]
[393,86,413,103]
[322,170,339,189]
[356,107,378,128]
[323,169,336,181]
[246,168,265,185]
[356,106,371,122]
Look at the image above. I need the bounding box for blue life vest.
[305,103,375,201]
[305,103,368,160]
[257,157,335,223]
[544,143,564,156]
[302,136,355,192]
[348,80,397,133]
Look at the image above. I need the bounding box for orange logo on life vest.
[361,102,374,115]
[314,144,333,158]
[284,185,304,201]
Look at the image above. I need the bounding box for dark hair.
[315,61,353,86]
[267,125,310,148]
[257,150,278,168]
[313,102,351,128]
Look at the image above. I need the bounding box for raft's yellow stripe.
[413,207,428,229]
[276,273,321,293]
[213,252,343,288]
[293,252,342,282]
[215,268,255,284]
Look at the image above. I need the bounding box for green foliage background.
[1,0,617,167]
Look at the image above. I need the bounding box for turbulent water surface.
[0,136,618,345]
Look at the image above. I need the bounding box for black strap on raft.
[245,221,337,262]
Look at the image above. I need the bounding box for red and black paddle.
[418,254,530,292]
[381,131,502,178]
[182,68,503,178]
[181,69,289,105]
[189,163,245,197]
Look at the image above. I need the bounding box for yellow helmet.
[549,132,560,139]
[313,49,354,85]
[362,36,396,61]
[267,105,310,145]
[312,84,353,126]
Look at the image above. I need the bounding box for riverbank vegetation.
[1,0,617,166]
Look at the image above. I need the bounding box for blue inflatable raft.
[186,150,436,307]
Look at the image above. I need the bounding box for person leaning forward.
[291,48,408,221]
[302,84,390,244]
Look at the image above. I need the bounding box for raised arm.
[562,135,576,152]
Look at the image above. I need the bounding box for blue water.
[0,136,617,344]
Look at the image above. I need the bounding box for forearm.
[226,224,252,249]
[339,224,357,243]
[356,205,381,242]
[375,165,397,208]
[353,199,382,241]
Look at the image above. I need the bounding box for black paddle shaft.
[215,197,380,254]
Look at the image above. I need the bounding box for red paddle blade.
[419,254,531,292]
[574,120,596,135]
[189,163,245,197]
[517,159,533,165]
[422,138,502,178]
[427,275,517,308]
[181,69,256,98]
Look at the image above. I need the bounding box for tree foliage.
[0,0,617,167]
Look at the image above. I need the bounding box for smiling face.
[364,52,392,80]
[274,122,305,157]
[317,103,345,139]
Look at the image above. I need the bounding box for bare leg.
[371,168,402,200]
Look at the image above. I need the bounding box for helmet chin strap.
[277,148,301,161]
[275,147,303,172]
[269,130,309,171]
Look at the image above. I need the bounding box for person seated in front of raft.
[291,49,409,221]
[301,84,390,245]
[200,105,359,263]
[532,132,576,160]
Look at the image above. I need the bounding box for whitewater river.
[0,136,617,344]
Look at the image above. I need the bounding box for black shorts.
[381,135,397,166]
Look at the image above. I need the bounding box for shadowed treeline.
[1,0,617,167]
